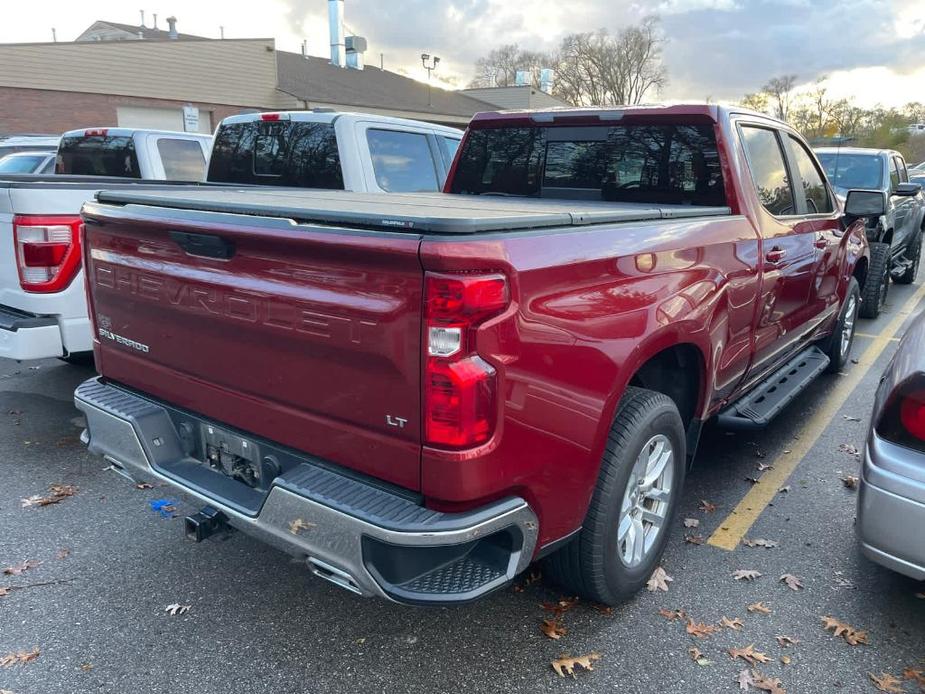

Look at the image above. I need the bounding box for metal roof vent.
[166,16,178,40]
[328,0,346,67]
[515,70,530,86]
[346,36,367,70]
[539,68,555,94]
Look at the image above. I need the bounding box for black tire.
[896,232,921,285]
[59,352,94,367]
[544,386,686,605]
[859,241,890,319]
[821,277,860,374]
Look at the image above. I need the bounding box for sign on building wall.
[182,105,200,133]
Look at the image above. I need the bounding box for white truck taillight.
[423,272,508,449]
[12,215,84,293]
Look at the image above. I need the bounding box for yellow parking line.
[855,332,899,341]
[708,283,925,551]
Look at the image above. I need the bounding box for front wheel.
[544,387,686,605]
[859,242,890,318]
[822,277,860,373]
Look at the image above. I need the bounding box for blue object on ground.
[149,498,178,518]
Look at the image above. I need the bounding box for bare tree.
[551,18,666,106]
[762,74,798,121]
[739,92,769,113]
[469,44,548,88]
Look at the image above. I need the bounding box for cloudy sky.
[2,0,924,108]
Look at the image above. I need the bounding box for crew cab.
[816,147,924,317]
[207,111,462,192]
[0,115,459,364]
[75,105,872,606]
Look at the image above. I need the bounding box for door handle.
[765,247,786,263]
[170,231,235,259]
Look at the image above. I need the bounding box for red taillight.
[259,112,290,122]
[12,215,83,293]
[84,128,108,136]
[900,389,925,441]
[424,273,509,449]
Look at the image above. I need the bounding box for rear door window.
[56,134,141,178]
[207,120,344,189]
[893,156,908,184]
[156,138,206,181]
[740,126,794,216]
[787,136,833,214]
[367,129,440,192]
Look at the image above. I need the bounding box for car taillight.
[877,377,925,452]
[424,272,508,449]
[12,215,83,293]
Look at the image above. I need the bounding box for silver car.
[858,308,925,579]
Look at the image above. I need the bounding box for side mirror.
[845,189,886,218]
[895,182,922,196]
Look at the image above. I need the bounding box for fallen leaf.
[838,443,860,457]
[757,463,774,472]
[733,569,762,581]
[686,619,720,638]
[3,560,40,576]
[720,616,745,631]
[55,548,70,560]
[821,616,868,645]
[736,669,755,691]
[903,668,925,687]
[840,475,859,490]
[541,618,567,640]
[688,647,712,665]
[779,574,803,591]
[747,602,771,614]
[543,596,579,617]
[775,635,799,647]
[699,500,717,513]
[134,482,153,490]
[755,449,765,459]
[745,476,760,484]
[0,588,10,597]
[727,645,771,665]
[551,652,600,678]
[778,486,791,494]
[684,533,704,545]
[21,484,77,508]
[780,655,791,665]
[591,604,613,616]
[513,569,542,592]
[657,608,686,622]
[683,518,700,528]
[869,672,904,693]
[646,566,673,592]
[843,415,861,422]
[288,518,315,535]
[743,538,779,548]
[165,603,191,616]
[80,662,94,672]
[0,648,39,667]
[752,671,787,694]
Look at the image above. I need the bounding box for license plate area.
[201,424,277,490]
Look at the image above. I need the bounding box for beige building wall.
[0,39,291,109]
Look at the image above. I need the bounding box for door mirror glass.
[895,182,921,196]
[845,189,886,217]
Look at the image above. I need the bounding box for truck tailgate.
[81,202,424,491]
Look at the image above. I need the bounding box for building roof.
[460,86,571,110]
[76,20,204,42]
[276,51,493,120]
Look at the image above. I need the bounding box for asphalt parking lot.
[1,278,924,694]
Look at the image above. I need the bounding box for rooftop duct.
[328,0,346,67]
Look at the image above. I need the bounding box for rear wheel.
[896,233,921,285]
[822,277,860,374]
[859,242,890,319]
[544,387,686,605]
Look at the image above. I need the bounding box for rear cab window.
[56,133,141,178]
[157,138,206,181]
[366,129,440,192]
[739,126,794,216]
[448,122,726,206]
[208,120,344,189]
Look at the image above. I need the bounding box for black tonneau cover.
[95,188,731,234]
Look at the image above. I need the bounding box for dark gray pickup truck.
[817,147,924,317]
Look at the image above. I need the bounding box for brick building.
[0,19,493,136]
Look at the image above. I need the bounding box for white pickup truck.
[0,113,462,362]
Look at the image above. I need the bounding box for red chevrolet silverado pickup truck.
[75,105,872,605]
